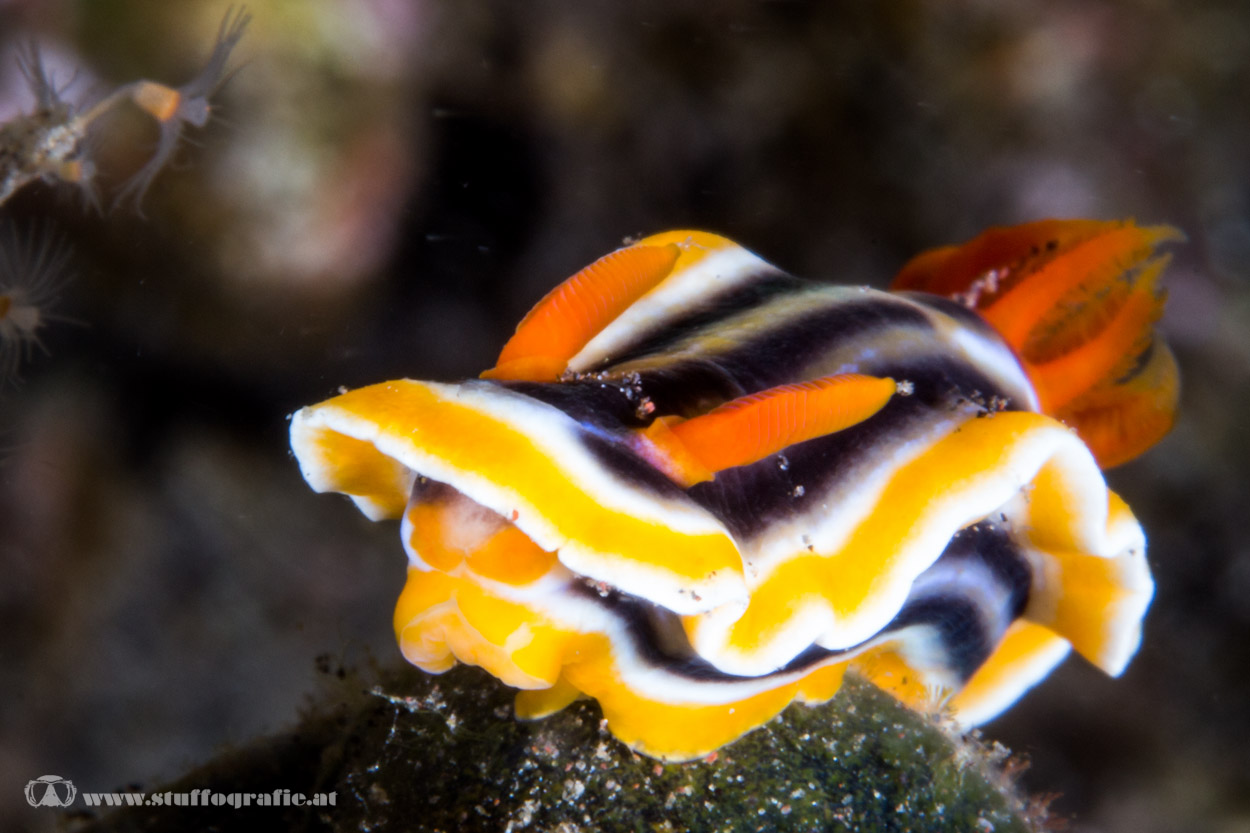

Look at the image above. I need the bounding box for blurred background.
[0,1,1246,830]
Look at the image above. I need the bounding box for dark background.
[1,1,1247,830]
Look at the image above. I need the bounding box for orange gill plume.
[892,219,1181,467]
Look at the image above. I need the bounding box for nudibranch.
[290,221,1177,761]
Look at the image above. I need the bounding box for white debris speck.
[562,779,585,802]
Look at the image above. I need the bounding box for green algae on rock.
[83,664,1046,833]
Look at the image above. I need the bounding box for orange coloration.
[393,562,854,761]
[405,495,558,585]
[467,526,559,585]
[979,227,1174,352]
[891,219,1105,299]
[561,656,847,761]
[948,622,1072,725]
[391,489,858,759]
[479,355,569,383]
[400,557,850,760]
[1025,274,1160,413]
[892,219,1182,467]
[1036,541,1142,671]
[686,411,1087,670]
[289,224,1167,759]
[673,374,897,470]
[130,80,183,123]
[514,676,583,719]
[1017,253,1166,364]
[405,502,465,572]
[632,416,716,486]
[636,374,897,487]
[633,229,736,257]
[854,622,1073,727]
[294,380,744,593]
[850,648,934,710]
[892,220,1171,304]
[394,568,599,689]
[483,243,680,381]
[294,428,413,519]
[1053,341,1179,469]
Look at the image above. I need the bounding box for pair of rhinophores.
[291,220,1177,761]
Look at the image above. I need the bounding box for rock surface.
[83,666,1039,833]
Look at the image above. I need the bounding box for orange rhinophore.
[893,219,1181,467]
[482,242,680,381]
[636,374,899,487]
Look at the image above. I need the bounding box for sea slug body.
[291,221,1176,761]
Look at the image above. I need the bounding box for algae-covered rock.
[83,664,1044,832]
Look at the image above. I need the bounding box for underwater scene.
[1,1,1247,831]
